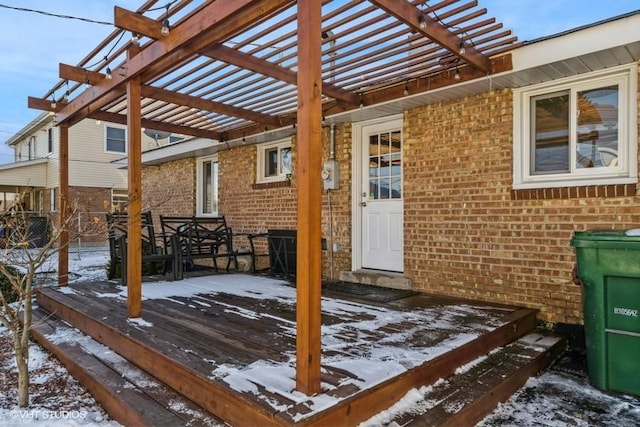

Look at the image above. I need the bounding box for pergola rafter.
[27,0,521,397]
[29,1,519,137]
[141,85,284,128]
[50,0,296,126]
[88,110,221,140]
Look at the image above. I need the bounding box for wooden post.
[295,0,323,395]
[127,77,143,318]
[57,123,69,286]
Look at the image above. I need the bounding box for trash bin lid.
[571,230,640,249]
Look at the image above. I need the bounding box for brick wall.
[142,158,196,224]
[321,125,353,279]
[403,87,640,324]
[137,71,638,326]
[218,126,353,278]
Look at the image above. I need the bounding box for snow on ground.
[1,245,639,425]
[0,246,119,426]
[0,325,120,427]
[1,245,110,284]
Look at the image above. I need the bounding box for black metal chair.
[106,211,182,284]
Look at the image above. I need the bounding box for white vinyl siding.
[46,120,128,189]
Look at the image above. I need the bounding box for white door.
[360,120,403,272]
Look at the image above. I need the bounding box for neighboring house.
[137,12,640,342]
[0,113,186,217]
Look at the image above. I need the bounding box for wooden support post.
[127,77,143,318]
[295,0,323,395]
[57,123,69,286]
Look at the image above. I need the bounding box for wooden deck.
[34,274,551,426]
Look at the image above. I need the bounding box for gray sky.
[0,0,638,163]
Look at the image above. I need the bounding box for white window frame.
[47,128,54,154]
[105,124,127,154]
[513,64,637,190]
[28,136,35,160]
[50,188,57,212]
[256,138,292,184]
[111,189,128,213]
[196,155,219,217]
[37,190,44,213]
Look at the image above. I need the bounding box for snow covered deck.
[35,274,539,426]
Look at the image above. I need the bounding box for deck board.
[37,274,538,426]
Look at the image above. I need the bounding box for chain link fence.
[0,211,111,249]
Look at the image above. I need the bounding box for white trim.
[196,154,219,217]
[351,114,403,272]
[513,64,638,190]
[256,137,292,184]
[49,188,56,212]
[104,124,127,154]
[110,188,128,213]
[512,14,640,72]
[47,127,54,155]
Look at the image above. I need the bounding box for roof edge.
[5,112,54,146]
[524,9,640,45]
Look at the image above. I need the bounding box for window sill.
[252,179,291,190]
[511,183,636,200]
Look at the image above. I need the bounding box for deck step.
[366,330,566,426]
[31,307,227,427]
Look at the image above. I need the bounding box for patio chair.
[159,215,239,272]
[106,211,182,284]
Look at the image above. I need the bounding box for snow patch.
[127,317,153,328]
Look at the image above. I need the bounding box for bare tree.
[0,200,105,407]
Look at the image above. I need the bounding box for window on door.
[368,130,402,200]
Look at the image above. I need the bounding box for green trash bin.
[571,230,640,396]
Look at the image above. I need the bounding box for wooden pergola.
[28,0,518,395]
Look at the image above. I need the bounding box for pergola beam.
[59,63,107,86]
[88,110,221,140]
[203,44,360,106]
[28,96,62,113]
[55,0,294,127]
[114,6,164,40]
[126,77,143,319]
[295,0,323,395]
[57,123,69,287]
[371,0,492,72]
[141,85,283,128]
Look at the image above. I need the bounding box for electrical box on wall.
[322,160,340,190]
